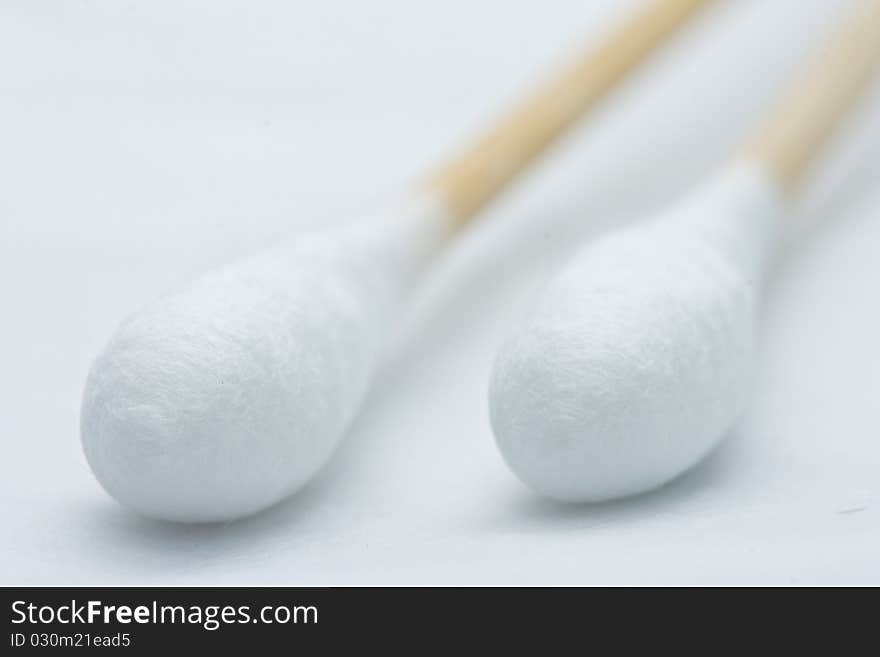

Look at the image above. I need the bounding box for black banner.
[3,586,852,651]
[3,587,595,651]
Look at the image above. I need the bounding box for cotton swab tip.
[489,166,785,502]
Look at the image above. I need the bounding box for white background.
[2,0,878,585]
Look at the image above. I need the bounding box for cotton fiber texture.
[81,200,450,522]
[490,165,786,501]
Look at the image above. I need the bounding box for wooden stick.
[743,0,880,191]
[425,0,711,224]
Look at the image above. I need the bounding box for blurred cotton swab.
[490,0,880,502]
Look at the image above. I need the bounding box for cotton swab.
[81,0,710,522]
[489,0,880,503]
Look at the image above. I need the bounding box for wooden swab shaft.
[425,0,711,224]
[744,0,880,191]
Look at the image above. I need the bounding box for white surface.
[491,164,785,502]
[1,0,878,585]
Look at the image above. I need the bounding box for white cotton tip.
[81,197,451,522]
[490,164,787,502]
